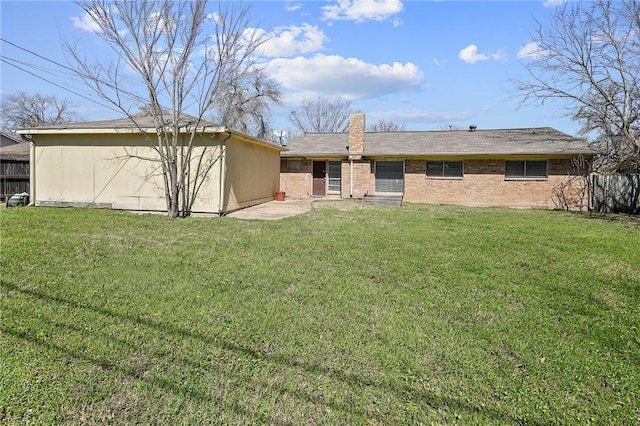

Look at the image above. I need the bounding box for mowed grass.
[1,203,638,425]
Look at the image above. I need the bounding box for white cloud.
[379,109,473,123]
[207,12,222,24]
[256,24,327,57]
[543,0,565,7]
[322,0,404,23]
[266,54,423,99]
[392,17,403,27]
[517,41,548,59]
[286,2,302,12]
[491,48,508,62]
[70,12,102,32]
[458,44,507,64]
[458,44,489,64]
[433,58,448,67]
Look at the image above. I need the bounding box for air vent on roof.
[469,124,477,132]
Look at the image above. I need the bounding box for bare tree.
[433,124,464,131]
[551,156,591,211]
[213,68,282,140]
[368,119,407,132]
[66,0,265,217]
[288,96,352,133]
[516,0,640,173]
[1,92,81,131]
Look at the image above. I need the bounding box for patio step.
[361,194,403,207]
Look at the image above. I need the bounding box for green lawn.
[1,203,638,425]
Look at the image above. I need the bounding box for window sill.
[505,177,548,181]
[425,176,463,180]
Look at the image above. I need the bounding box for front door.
[312,161,326,196]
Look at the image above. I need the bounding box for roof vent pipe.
[469,124,477,132]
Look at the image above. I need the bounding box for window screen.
[505,160,547,178]
[328,161,342,192]
[375,161,404,193]
[287,160,302,172]
[427,160,463,177]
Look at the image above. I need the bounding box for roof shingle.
[282,127,598,157]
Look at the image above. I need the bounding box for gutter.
[218,131,232,216]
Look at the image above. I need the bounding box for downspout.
[350,158,353,198]
[218,131,232,216]
[29,139,35,206]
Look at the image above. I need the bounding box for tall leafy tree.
[213,68,282,140]
[516,0,640,172]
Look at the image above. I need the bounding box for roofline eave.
[282,151,599,159]
[16,125,228,135]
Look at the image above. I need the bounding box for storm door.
[312,161,326,196]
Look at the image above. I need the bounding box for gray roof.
[1,131,24,145]
[282,127,598,158]
[17,115,220,131]
[16,115,285,151]
[0,141,30,159]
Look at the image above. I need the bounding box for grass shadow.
[2,279,544,424]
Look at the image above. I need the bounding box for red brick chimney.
[348,113,365,160]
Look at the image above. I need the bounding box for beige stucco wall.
[32,132,280,214]
[224,137,281,212]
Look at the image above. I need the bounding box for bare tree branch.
[288,97,352,133]
[1,92,82,131]
[212,67,282,140]
[65,0,267,217]
[368,119,407,132]
[515,0,640,173]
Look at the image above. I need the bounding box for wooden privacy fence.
[1,158,30,201]
[591,174,640,214]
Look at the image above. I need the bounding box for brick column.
[347,113,368,198]
[348,113,365,159]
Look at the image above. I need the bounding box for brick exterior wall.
[403,158,588,209]
[281,157,588,209]
[349,160,373,198]
[280,159,313,197]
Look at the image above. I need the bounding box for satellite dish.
[273,129,287,145]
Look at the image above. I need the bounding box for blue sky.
[0,0,576,136]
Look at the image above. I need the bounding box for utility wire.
[3,55,84,82]
[1,37,76,72]
[1,37,186,116]
[1,58,120,113]
[0,37,147,113]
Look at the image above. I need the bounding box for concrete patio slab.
[225,198,313,220]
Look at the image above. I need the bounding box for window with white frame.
[505,160,547,178]
[426,160,463,178]
[328,161,342,192]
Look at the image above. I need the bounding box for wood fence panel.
[0,158,30,201]
[591,174,640,214]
